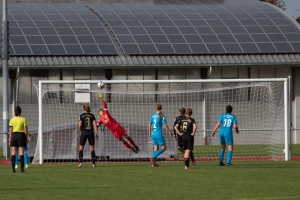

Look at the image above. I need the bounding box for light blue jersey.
[149,113,167,137]
[218,113,237,145]
[218,113,237,134]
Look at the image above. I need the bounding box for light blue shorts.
[219,132,233,145]
[152,136,166,146]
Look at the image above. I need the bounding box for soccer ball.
[97,81,105,89]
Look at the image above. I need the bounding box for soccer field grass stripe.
[0,162,300,199]
[237,196,300,200]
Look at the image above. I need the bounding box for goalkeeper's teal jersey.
[218,113,237,135]
[149,113,167,137]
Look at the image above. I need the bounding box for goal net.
[32,79,290,164]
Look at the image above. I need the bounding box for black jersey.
[173,115,186,135]
[79,113,96,134]
[177,117,196,135]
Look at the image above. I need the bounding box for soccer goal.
[32,78,291,164]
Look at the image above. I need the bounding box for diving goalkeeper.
[97,94,139,153]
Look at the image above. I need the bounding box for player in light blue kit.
[212,105,239,166]
[15,126,30,169]
[148,104,174,167]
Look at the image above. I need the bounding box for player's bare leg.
[90,145,96,168]
[184,149,191,169]
[78,145,84,168]
[124,134,139,152]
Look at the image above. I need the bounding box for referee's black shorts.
[10,132,27,147]
[182,133,194,150]
[79,132,95,146]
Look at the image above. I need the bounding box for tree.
[260,0,286,10]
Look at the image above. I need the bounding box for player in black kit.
[78,103,99,168]
[174,108,197,170]
[173,107,196,165]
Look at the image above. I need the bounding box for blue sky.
[284,0,300,19]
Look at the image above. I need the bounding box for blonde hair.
[186,108,193,117]
[155,104,163,119]
[83,103,91,113]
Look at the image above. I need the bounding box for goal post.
[34,78,291,164]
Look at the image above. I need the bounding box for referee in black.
[9,106,30,173]
[78,103,99,168]
[173,107,196,165]
[174,108,197,170]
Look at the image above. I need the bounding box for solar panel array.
[6,2,117,55]
[3,0,300,56]
[90,0,300,54]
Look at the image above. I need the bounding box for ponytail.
[83,103,91,113]
[186,108,193,117]
[179,107,186,116]
[155,104,163,119]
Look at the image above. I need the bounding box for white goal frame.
[38,78,291,164]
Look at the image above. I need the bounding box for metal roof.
[6,54,300,67]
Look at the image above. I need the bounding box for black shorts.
[182,134,194,150]
[10,132,27,147]
[177,134,183,147]
[79,132,95,146]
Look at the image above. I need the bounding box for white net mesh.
[32,80,288,164]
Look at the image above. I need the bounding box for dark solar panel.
[47,45,67,55]
[10,36,27,44]
[291,43,300,51]
[156,44,175,53]
[43,36,61,44]
[65,45,83,54]
[240,43,259,53]
[7,0,300,56]
[223,44,243,53]
[139,44,158,54]
[173,44,190,53]
[206,44,226,53]
[122,44,140,54]
[8,2,118,56]
[273,43,293,52]
[26,36,44,44]
[257,43,276,52]
[30,45,49,54]
[190,44,209,53]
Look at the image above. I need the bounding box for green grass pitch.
[1,161,300,200]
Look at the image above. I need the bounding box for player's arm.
[93,120,99,139]
[173,117,178,136]
[212,122,221,137]
[163,124,174,137]
[9,126,13,145]
[97,118,102,127]
[101,99,108,111]
[234,124,239,134]
[174,124,183,136]
[25,124,30,143]
[78,120,82,134]
[148,124,152,137]
[191,123,197,136]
